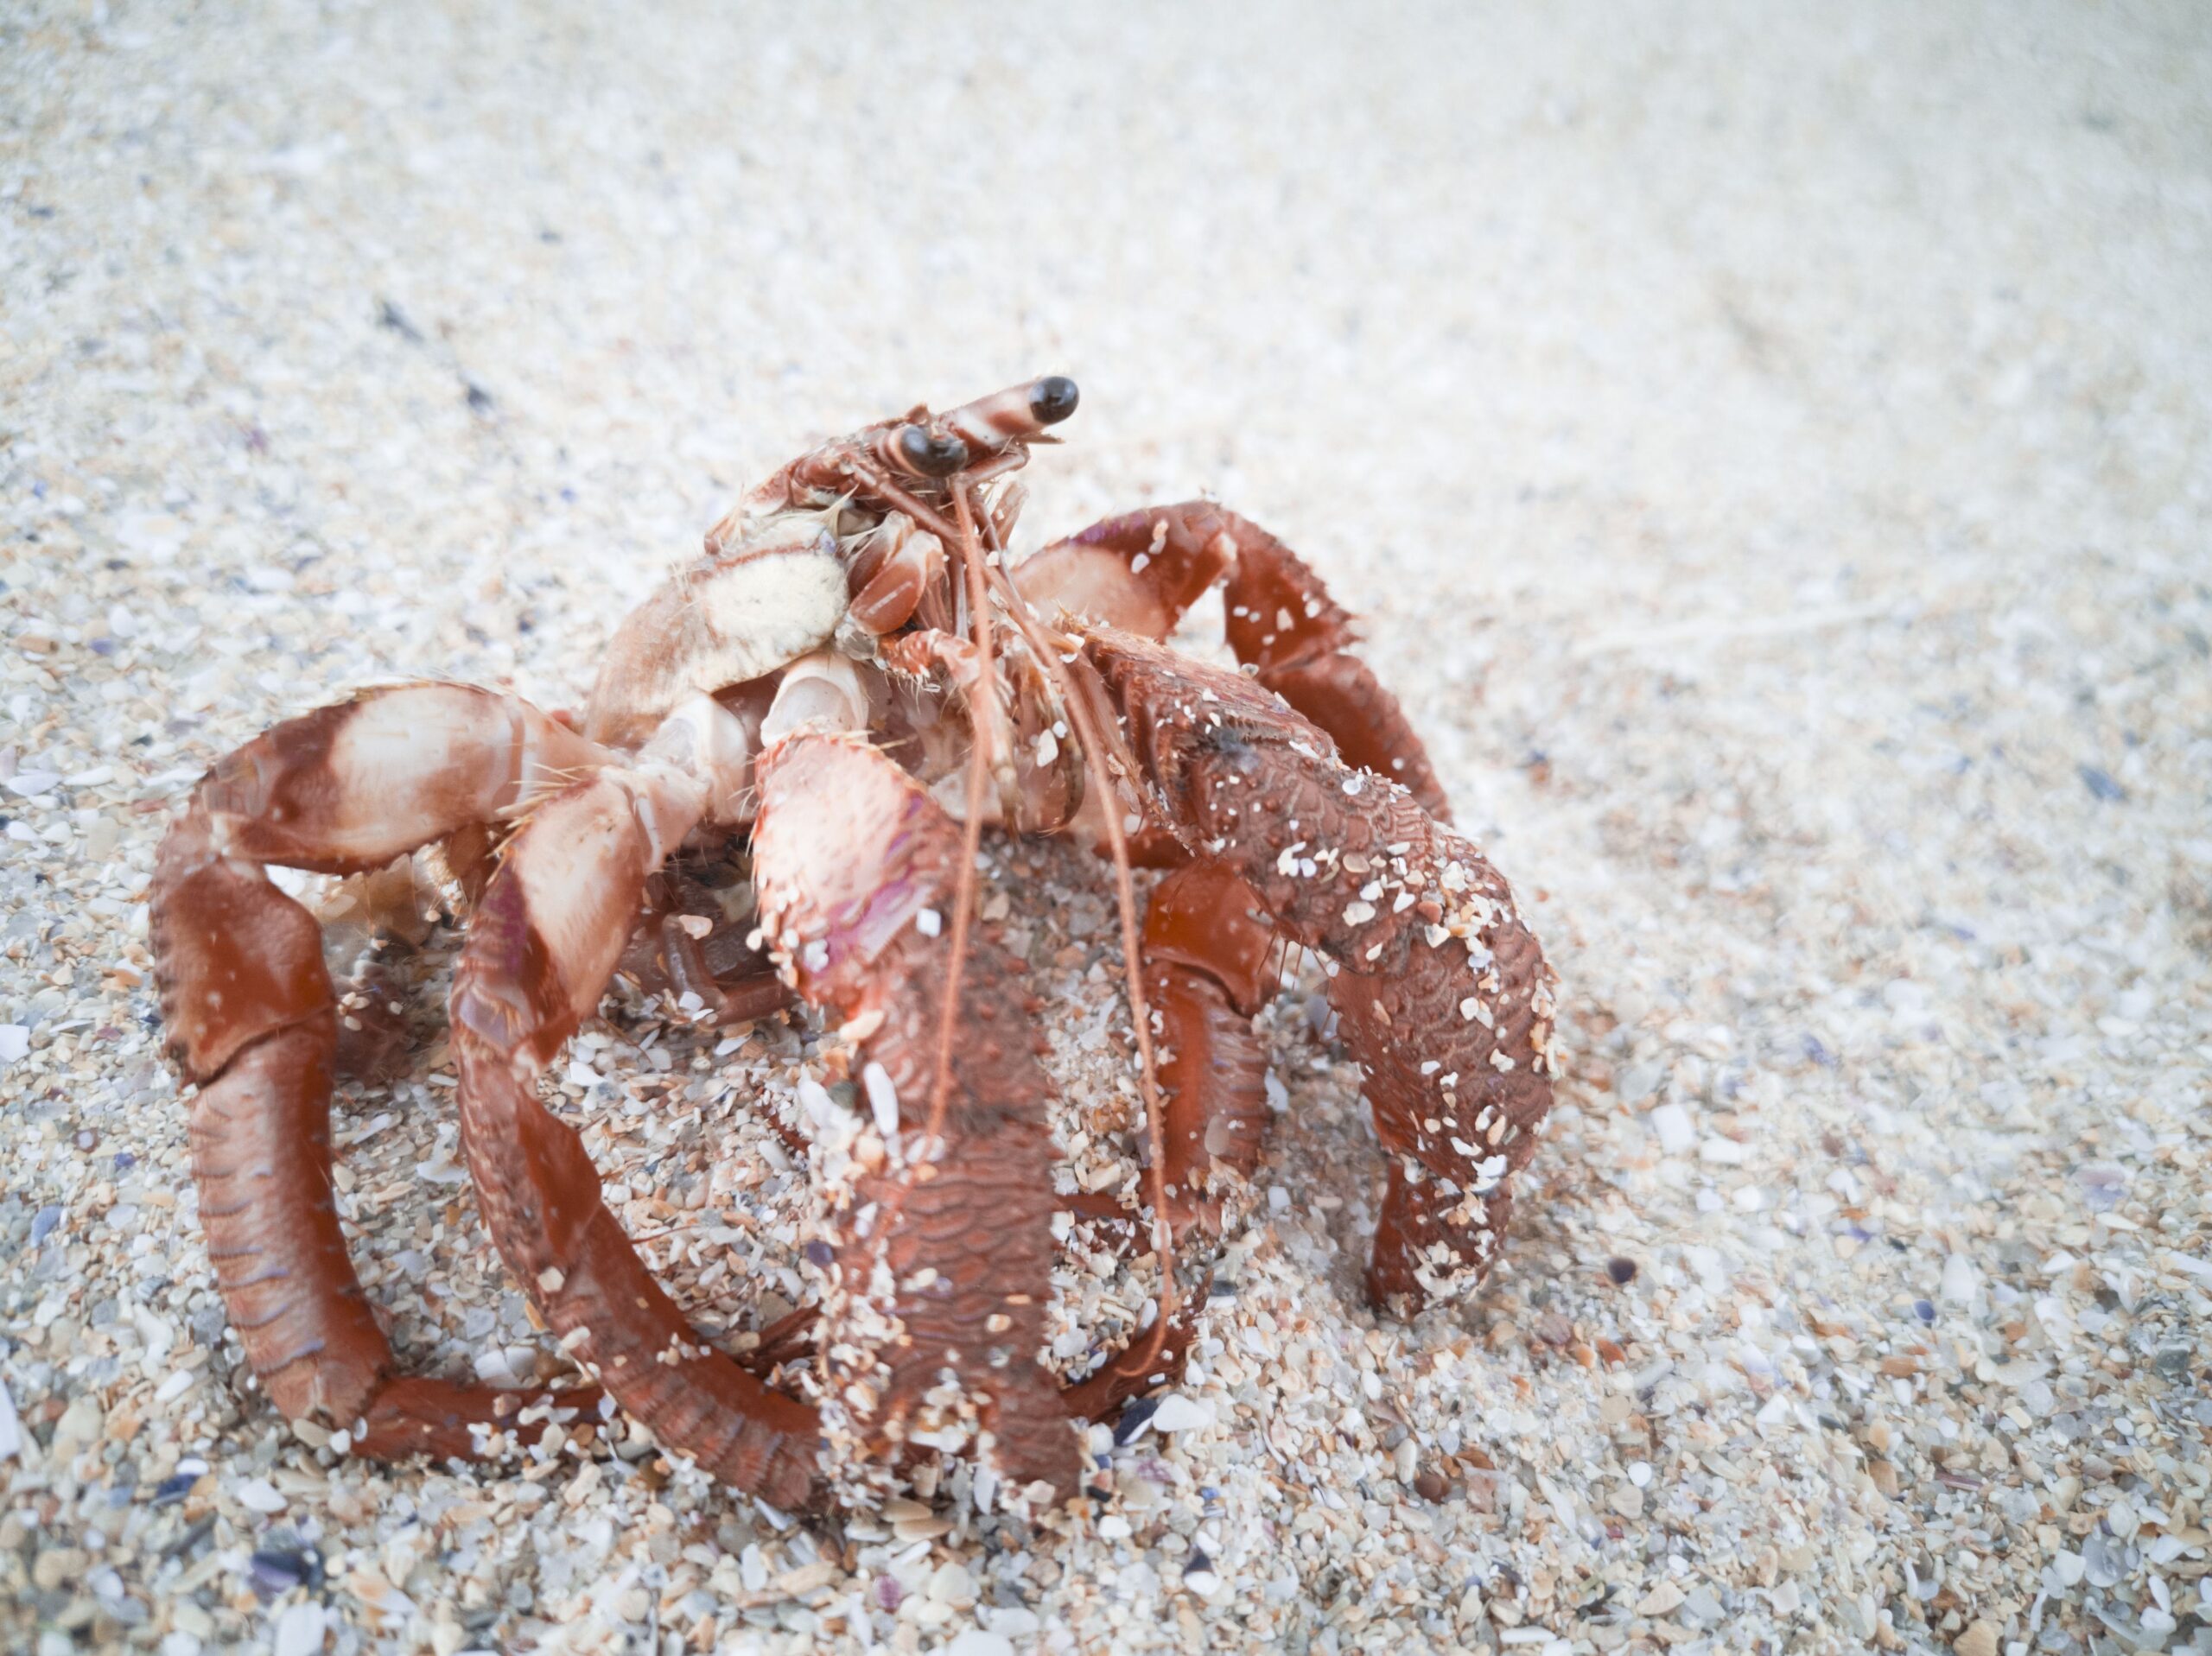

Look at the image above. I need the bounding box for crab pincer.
[1081,628,1559,1314]
[750,731,1084,1504]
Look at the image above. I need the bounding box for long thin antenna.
[918,488,997,1160]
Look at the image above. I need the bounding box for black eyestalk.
[1029,376,1079,427]
[897,423,970,478]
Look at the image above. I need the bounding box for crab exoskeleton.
[149,378,1557,1512]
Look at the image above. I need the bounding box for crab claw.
[1080,625,1556,1317]
[752,732,1085,1502]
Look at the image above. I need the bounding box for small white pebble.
[1648,1102,1695,1155]
[915,907,943,937]
[272,1602,324,1656]
[1149,1394,1213,1433]
[861,1062,899,1139]
[1940,1251,1978,1304]
[235,1477,286,1514]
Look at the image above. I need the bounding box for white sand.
[3,3,2209,1653]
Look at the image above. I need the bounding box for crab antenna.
[964,483,1181,1387]
[915,489,998,1158]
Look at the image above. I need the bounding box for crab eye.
[897,424,969,477]
[1029,376,1079,426]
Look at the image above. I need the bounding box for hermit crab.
[149,378,1557,1512]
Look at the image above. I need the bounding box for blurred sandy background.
[3,3,2210,1654]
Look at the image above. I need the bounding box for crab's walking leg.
[619,898,791,1026]
[149,685,610,1455]
[1142,864,1279,1234]
[1058,1294,1205,1423]
[1016,502,1452,818]
[448,695,819,1507]
[752,730,1084,1501]
[1084,630,1556,1317]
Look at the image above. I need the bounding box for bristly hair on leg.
[965,480,1179,1389]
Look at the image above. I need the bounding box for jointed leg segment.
[1141,863,1279,1234]
[1018,501,1453,818]
[1082,629,1556,1315]
[150,684,610,1453]
[448,695,820,1507]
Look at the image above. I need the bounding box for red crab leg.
[618,891,792,1026]
[447,696,820,1507]
[149,685,611,1455]
[752,729,1084,1501]
[1058,1292,1205,1422]
[1081,629,1557,1317]
[1015,502,1453,819]
[1141,863,1281,1235]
